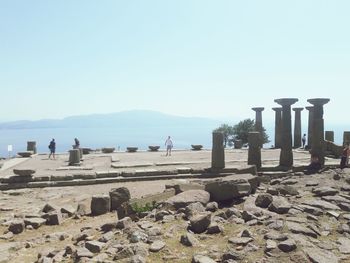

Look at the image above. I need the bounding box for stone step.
[0,173,199,190]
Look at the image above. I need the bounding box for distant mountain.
[0,110,225,130]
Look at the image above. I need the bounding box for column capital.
[272,107,282,112]
[307,98,330,106]
[274,98,298,106]
[252,107,264,112]
[292,107,304,112]
[305,106,314,111]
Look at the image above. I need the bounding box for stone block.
[91,195,111,216]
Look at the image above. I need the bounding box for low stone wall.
[325,140,343,158]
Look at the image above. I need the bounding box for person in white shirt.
[302,134,307,149]
[165,136,173,156]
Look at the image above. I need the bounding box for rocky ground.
[0,150,349,263]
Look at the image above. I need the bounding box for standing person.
[340,142,350,169]
[48,138,56,160]
[74,138,80,149]
[165,136,173,156]
[302,134,307,149]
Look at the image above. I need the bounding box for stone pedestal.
[344,131,350,146]
[27,141,37,154]
[211,132,225,169]
[325,131,334,142]
[272,107,282,148]
[305,106,314,148]
[274,98,298,167]
[252,107,264,147]
[248,132,261,169]
[69,149,81,166]
[307,98,330,165]
[234,140,243,149]
[292,108,303,148]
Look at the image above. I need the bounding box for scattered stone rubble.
[1,167,350,262]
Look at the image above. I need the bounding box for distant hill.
[0,110,225,130]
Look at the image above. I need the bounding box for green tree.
[233,118,270,145]
[213,124,234,147]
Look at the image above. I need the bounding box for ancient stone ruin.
[252,107,264,147]
[305,106,314,149]
[272,107,282,148]
[307,98,330,165]
[325,131,335,142]
[248,132,261,169]
[274,98,298,167]
[292,107,303,148]
[27,141,37,154]
[211,132,225,170]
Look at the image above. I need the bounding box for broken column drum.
[325,131,334,142]
[248,132,261,169]
[307,98,330,165]
[293,107,303,148]
[274,98,298,167]
[27,141,37,154]
[344,131,350,146]
[69,149,81,166]
[211,132,225,169]
[272,107,282,148]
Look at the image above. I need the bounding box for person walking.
[48,138,56,160]
[302,134,307,149]
[340,142,350,169]
[165,136,173,156]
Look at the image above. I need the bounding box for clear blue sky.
[1,0,349,124]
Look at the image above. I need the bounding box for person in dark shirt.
[74,138,80,149]
[48,138,56,160]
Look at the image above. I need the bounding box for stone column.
[272,107,282,148]
[307,98,330,165]
[292,107,303,148]
[252,107,264,147]
[325,131,334,142]
[305,106,314,149]
[248,132,261,169]
[27,141,37,154]
[211,132,225,170]
[344,131,350,146]
[69,149,81,166]
[274,98,298,167]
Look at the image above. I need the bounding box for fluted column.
[307,98,330,165]
[293,107,303,148]
[305,106,314,149]
[274,98,298,167]
[252,107,264,147]
[272,107,282,148]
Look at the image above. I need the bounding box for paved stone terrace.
[0,148,333,179]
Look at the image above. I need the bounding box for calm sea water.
[0,126,215,157]
[0,124,346,157]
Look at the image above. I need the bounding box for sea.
[0,126,216,157]
[0,124,347,158]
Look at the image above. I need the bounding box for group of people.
[47,136,174,159]
[48,137,80,160]
[304,142,350,174]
